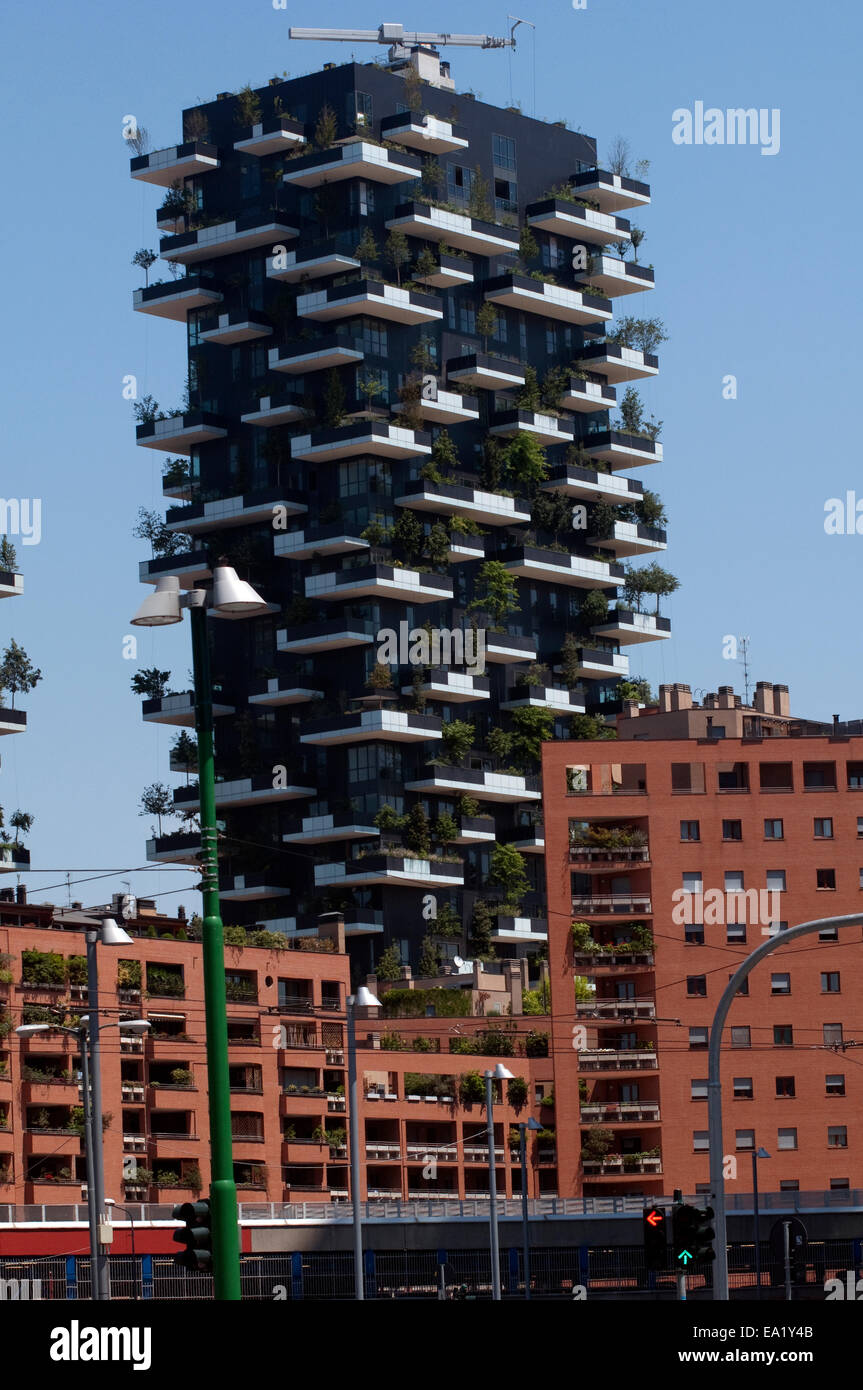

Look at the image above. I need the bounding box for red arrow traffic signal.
[646,1209,664,1227]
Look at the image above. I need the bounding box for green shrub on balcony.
[521,981,550,1015]
[525,1031,549,1058]
[118,960,142,990]
[507,1075,528,1108]
[225,978,256,1002]
[405,1073,455,1099]
[170,1068,194,1087]
[381,988,470,1019]
[458,1070,485,1105]
[451,1028,515,1058]
[21,950,67,987]
[67,956,87,987]
[146,966,185,998]
[581,1126,614,1162]
[571,921,600,953]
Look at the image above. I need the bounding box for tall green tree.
[0,640,42,709]
[469,561,520,627]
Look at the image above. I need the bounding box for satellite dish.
[121,895,137,921]
[453,956,464,970]
[456,957,474,975]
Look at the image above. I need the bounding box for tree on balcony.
[504,432,549,496]
[418,935,440,977]
[391,509,424,567]
[488,843,529,910]
[475,300,497,354]
[322,368,347,428]
[130,667,172,700]
[139,782,175,838]
[638,561,679,616]
[234,83,263,127]
[469,560,520,628]
[0,535,17,570]
[468,899,494,960]
[509,706,555,767]
[384,227,410,288]
[170,730,198,785]
[581,1126,615,1163]
[515,365,541,412]
[606,315,667,354]
[313,103,338,149]
[354,224,379,267]
[404,803,431,857]
[131,248,157,287]
[0,640,41,709]
[458,1070,485,1105]
[376,943,402,981]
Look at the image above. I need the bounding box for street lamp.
[752,1146,770,1297]
[518,1116,542,1299]
[485,1062,513,1301]
[132,563,270,1302]
[346,985,381,1300]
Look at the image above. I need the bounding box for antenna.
[738,635,751,704]
[289,23,516,50]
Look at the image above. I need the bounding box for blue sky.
[1,0,860,918]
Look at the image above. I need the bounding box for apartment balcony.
[498,822,545,854]
[571,169,651,213]
[141,691,234,726]
[570,845,650,871]
[380,111,468,153]
[582,255,655,298]
[559,376,618,413]
[580,1102,660,1123]
[199,311,272,345]
[571,893,653,916]
[133,275,223,321]
[300,709,443,747]
[484,632,537,664]
[266,240,360,283]
[594,522,667,558]
[386,201,519,257]
[503,543,624,590]
[248,677,325,708]
[542,464,643,504]
[576,999,655,1022]
[447,352,526,392]
[130,142,220,185]
[394,479,530,527]
[297,279,443,326]
[489,409,575,446]
[414,253,475,290]
[578,1050,658,1073]
[165,487,306,535]
[0,569,23,599]
[567,646,630,679]
[405,766,541,803]
[282,813,379,845]
[583,430,663,469]
[268,333,365,374]
[484,273,612,326]
[526,197,632,246]
[576,341,659,383]
[591,608,672,645]
[275,526,369,562]
[491,915,548,943]
[0,708,26,736]
[365,1142,403,1161]
[402,669,491,704]
[160,215,299,265]
[290,421,431,462]
[220,874,291,903]
[447,531,486,562]
[233,115,306,155]
[138,551,212,588]
[174,775,315,811]
[451,814,496,844]
[240,392,308,427]
[24,1130,81,1157]
[314,855,464,889]
[282,140,421,187]
[501,684,585,714]
[393,388,479,425]
[146,833,201,865]
[136,411,227,453]
[582,1155,661,1175]
[0,845,30,873]
[276,618,376,654]
[305,564,452,605]
[573,950,654,971]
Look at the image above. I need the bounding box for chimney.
[754,681,773,713]
[658,684,674,713]
[72,901,83,910]
[621,699,640,718]
[670,683,693,712]
[177,905,186,921]
[774,684,790,717]
[717,685,736,710]
[316,911,346,954]
[833,714,840,732]
[16,884,26,904]
[503,961,523,1016]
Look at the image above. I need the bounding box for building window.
[764,819,784,839]
[731,1026,751,1048]
[726,923,746,944]
[857,817,863,838]
[735,1130,755,1151]
[803,760,836,789]
[759,761,793,791]
[447,163,474,202]
[777,1127,797,1150]
[682,872,703,895]
[671,762,705,793]
[848,761,863,788]
[680,820,700,841]
[687,976,707,997]
[826,1074,845,1096]
[722,819,742,841]
[689,1027,708,1049]
[828,1126,848,1149]
[690,1079,708,1100]
[830,1178,850,1190]
[780,1180,800,1192]
[771,973,791,995]
[821,972,841,993]
[693,1131,710,1152]
[718,761,749,791]
[817,868,837,890]
[733,1077,753,1100]
[492,132,517,170]
[459,300,477,335]
[684,924,705,945]
[824,1023,843,1047]
[730,974,749,996]
[349,91,373,127]
[775,1076,795,1098]
[494,177,517,213]
[774,1025,793,1046]
[766,870,786,893]
[819,926,839,941]
[814,818,834,838]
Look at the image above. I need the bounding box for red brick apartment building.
[542,681,863,1201]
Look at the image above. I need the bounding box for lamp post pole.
[189,598,242,1302]
[346,996,364,1301]
[78,1029,100,1294]
[85,932,110,1302]
[485,1071,501,1301]
[519,1125,531,1300]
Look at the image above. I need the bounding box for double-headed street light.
[518,1116,543,1299]
[485,1062,513,1301]
[346,985,381,1300]
[131,563,271,1302]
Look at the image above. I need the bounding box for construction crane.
[288,21,519,51]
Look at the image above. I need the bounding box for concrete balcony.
[380,111,468,154]
[526,197,632,246]
[593,521,666,559]
[386,201,519,257]
[282,814,379,845]
[146,833,201,865]
[290,421,431,462]
[233,116,306,156]
[498,823,545,854]
[542,464,643,504]
[130,142,220,186]
[0,846,30,873]
[578,1050,658,1073]
[490,408,575,446]
[576,999,655,1020]
[300,709,443,747]
[571,893,653,915]
[404,766,541,803]
[248,677,324,708]
[580,1103,660,1126]
[133,276,223,321]
[577,341,659,383]
[503,543,624,590]
[583,430,663,469]
[582,1155,661,1175]
[314,855,464,889]
[141,691,234,726]
[138,551,212,588]
[490,915,548,943]
[0,569,23,599]
[447,531,486,562]
[484,632,537,664]
[135,411,227,454]
[591,608,671,645]
[0,707,26,736]
[446,352,526,392]
[559,376,618,413]
[274,526,368,561]
[276,619,376,654]
[220,875,291,903]
[402,669,491,704]
[451,814,496,844]
[582,255,655,297]
[414,252,475,290]
[566,647,630,679]
[500,684,585,713]
[282,140,421,187]
[199,311,272,345]
[297,279,443,326]
[305,564,452,605]
[266,243,360,283]
[268,334,365,374]
[165,488,306,535]
[240,393,308,427]
[174,776,315,811]
[484,273,612,326]
[394,479,530,527]
[393,387,479,425]
[160,216,298,265]
[571,169,651,213]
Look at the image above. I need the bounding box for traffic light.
[172,1199,213,1272]
[642,1207,669,1271]
[672,1203,716,1266]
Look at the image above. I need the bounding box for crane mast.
[288,23,516,50]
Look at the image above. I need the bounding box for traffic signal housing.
[172,1199,213,1272]
[643,1207,669,1271]
[672,1203,716,1266]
